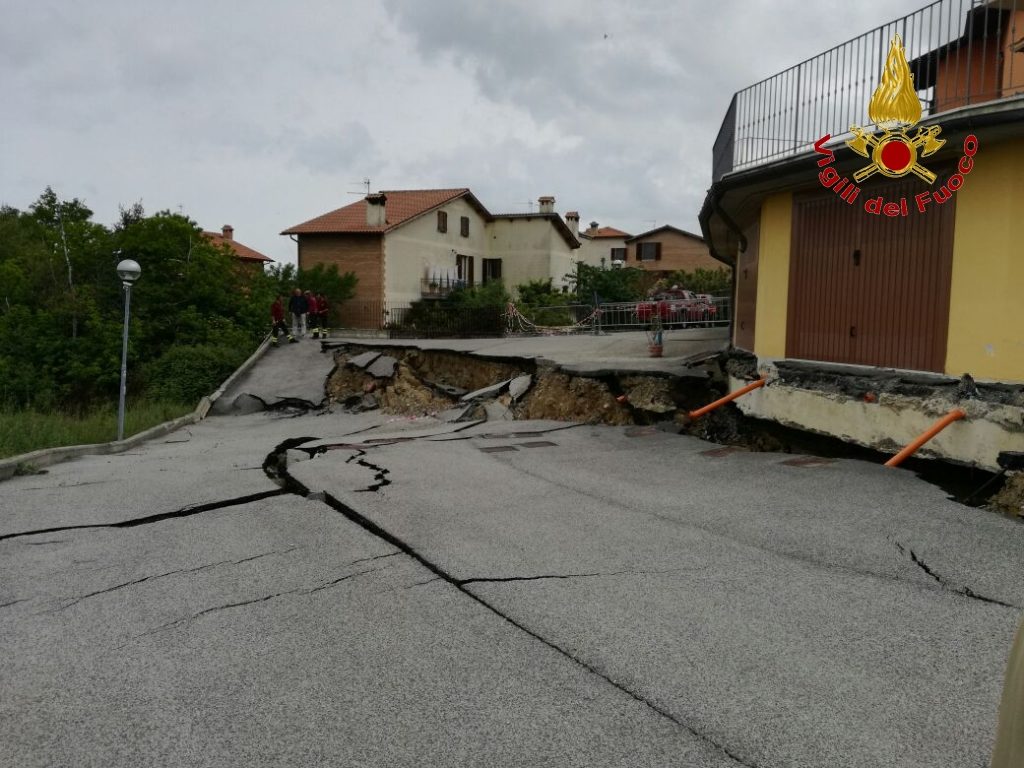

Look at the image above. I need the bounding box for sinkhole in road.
[310,343,1013,512]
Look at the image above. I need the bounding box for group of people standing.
[270,288,330,345]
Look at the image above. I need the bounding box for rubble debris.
[619,376,676,414]
[366,355,398,379]
[438,404,478,423]
[461,379,513,403]
[375,362,455,416]
[229,393,266,415]
[989,473,1024,518]
[348,351,382,369]
[775,360,1024,408]
[508,374,533,402]
[998,452,1024,472]
[516,372,631,426]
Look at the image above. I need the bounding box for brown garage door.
[786,178,955,372]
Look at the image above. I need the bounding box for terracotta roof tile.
[591,226,631,239]
[203,231,273,262]
[281,189,485,235]
[625,224,704,243]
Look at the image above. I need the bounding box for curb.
[0,336,272,482]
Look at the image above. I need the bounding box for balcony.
[420,276,468,299]
[712,0,1024,181]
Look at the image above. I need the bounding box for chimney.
[538,195,555,214]
[565,211,579,238]
[587,221,599,236]
[222,225,234,240]
[365,193,387,227]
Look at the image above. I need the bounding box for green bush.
[144,343,250,404]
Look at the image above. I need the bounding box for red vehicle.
[635,289,717,327]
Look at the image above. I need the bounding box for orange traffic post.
[884,408,966,468]
[687,377,766,420]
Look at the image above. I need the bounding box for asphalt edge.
[0,335,272,482]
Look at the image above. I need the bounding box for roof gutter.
[698,183,745,268]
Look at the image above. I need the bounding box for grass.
[0,400,195,460]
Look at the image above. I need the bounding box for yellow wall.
[753,193,793,358]
[946,137,1024,382]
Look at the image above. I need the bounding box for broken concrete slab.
[222,393,266,416]
[423,379,469,398]
[509,374,533,402]
[460,378,513,403]
[484,401,514,422]
[366,355,398,379]
[348,351,382,370]
[439,404,478,423]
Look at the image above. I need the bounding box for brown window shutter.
[655,242,662,261]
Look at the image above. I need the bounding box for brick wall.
[628,230,723,273]
[297,234,384,328]
[298,234,383,300]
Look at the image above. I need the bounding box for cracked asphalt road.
[2,408,1022,767]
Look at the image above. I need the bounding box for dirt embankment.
[324,345,721,428]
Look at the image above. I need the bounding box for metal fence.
[332,297,732,338]
[712,0,1024,180]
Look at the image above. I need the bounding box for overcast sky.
[2,0,926,266]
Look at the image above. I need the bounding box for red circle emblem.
[880,139,912,171]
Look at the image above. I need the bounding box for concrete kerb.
[0,335,273,482]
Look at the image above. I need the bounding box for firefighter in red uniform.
[316,292,330,339]
[270,294,294,345]
[306,291,320,339]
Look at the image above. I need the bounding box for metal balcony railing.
[712,0,1024,181]
[420,276,467,298]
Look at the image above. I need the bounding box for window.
[482,258,502,284]
[456,254,475,285]
[610,247,627,262]
[460,216,470,237]
[437,211,448,233]
[637,242,662,261]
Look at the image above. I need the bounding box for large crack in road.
[0,488,289,542]
[260,432,763,768]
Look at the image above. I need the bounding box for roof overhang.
[700,96,1024,265]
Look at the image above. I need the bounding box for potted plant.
[647,317,664,357]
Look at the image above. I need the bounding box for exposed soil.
[989,473,1024,518]
[322,343,1018,514]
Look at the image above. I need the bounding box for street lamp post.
[116,259,142,441]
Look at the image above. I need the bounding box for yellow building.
[700,0,1024,469]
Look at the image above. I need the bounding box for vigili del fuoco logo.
[812,34,978,217]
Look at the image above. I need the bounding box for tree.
[567,263,647,303]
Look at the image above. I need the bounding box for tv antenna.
[346,177,372,196]
[514,200,535,212]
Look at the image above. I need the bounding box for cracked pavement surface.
[2,407,1023,767]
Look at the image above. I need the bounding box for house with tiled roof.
[623,225,721,276]
[282,190,580,326]
[576,220,633,268]
[203,225,273,276]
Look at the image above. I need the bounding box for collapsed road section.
[313,343,1024,516]
[207,334,1024,517]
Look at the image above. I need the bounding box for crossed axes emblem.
[846,125,945,184]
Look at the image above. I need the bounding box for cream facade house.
[282,190,581,322]
[576,221,632,268]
